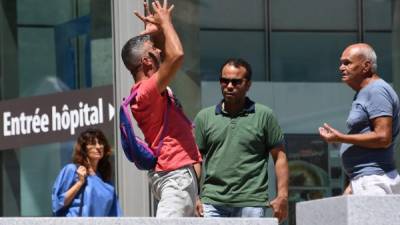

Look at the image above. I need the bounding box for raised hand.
[76,165,87,183]
[134,0,175,35]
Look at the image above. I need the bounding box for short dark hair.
[121,34,151,74]
[220,58,252,80]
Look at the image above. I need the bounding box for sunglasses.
[219,77,246,86]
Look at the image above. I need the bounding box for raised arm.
[319,117,393,148]
[135,0,184,93]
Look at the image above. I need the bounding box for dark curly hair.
[72,128,112,182]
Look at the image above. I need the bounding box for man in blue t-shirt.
[319,43,400,195]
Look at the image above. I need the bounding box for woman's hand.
[76,165,87,184]
[63,165,88,207]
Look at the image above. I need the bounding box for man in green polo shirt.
[194,58,288,222]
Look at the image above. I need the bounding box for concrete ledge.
[0,217,278,225]
[296,195,400,225]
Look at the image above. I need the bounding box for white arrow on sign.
[108,103,114,121]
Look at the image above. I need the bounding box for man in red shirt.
[121,0,202,217]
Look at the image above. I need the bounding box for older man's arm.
[319,116,392,149]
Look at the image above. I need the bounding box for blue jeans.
[203,203,266,217]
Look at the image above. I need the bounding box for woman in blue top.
[52,128,122,216]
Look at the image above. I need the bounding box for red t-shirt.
[131,75,202,171]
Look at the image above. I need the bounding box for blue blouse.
[52,164,122,217]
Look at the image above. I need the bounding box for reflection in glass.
[0,0,112,216]
[364,32,392,82]
[270,32,357,82]
[200,30,266,81]
[271,0,357,30]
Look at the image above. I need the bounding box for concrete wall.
[0,218,278,225]
[296,195,400,225]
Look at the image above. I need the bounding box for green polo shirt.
[194,98,284,207]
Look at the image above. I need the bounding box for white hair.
[357,45,378,73]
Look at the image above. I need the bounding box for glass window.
[18,27,57,97]
[364,0,394,82]
[17,0,76,25]
[0,0,113,216]
[199,0,266,81]
[200,30,266,81]
[364,0,392,31]
[200,0,265,29]
[364,32,392,82]
[270,32,357,82]
[270,0,358,82]
[271,0,357,30]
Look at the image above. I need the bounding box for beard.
[148,52,161,69]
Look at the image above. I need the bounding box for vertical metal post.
[392,0,400,172]
[265,0,272,81]
[357,0,364,42]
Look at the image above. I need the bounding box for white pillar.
[112,0,152,216]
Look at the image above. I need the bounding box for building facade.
[1,0,400,224]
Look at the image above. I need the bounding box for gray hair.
[121,35,151,75]
[357,44,378,73]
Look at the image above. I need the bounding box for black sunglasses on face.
[219,77,246,86]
